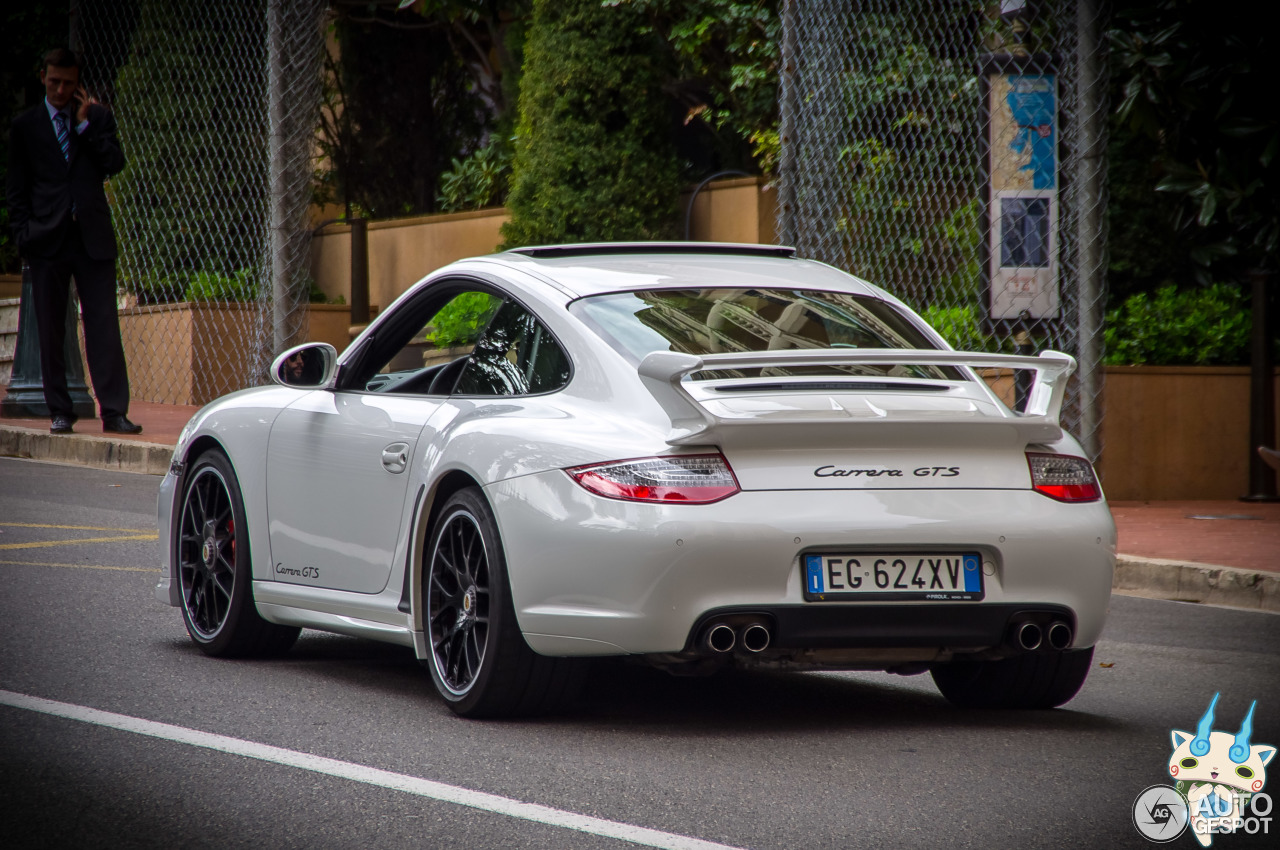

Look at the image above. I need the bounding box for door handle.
[382,442,410,474]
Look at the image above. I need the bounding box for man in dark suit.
[6,47,140,434]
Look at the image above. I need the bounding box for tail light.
[1026,452,1102,502]
[567,454,740,504]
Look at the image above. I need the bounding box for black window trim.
[337,274,575,398]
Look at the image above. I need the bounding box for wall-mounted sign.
[983,56,1059,322]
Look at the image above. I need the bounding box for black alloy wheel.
[423,487,585,718]
[427,503,492,696]
[176,450,299,657]
[179,462,237,640]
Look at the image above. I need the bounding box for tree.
[316,4,491,218]
[1109,0,1278,285]
[610,0,781,176]
[110,0,267,301]
[500,0,680,247]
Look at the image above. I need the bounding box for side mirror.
[271,343,338,389]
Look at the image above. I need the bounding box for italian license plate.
[803,552,984,601]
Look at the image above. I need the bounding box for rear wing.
[637,348,1077,446]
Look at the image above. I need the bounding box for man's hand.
[73,85,99,124]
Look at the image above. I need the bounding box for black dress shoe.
[50,414,77,434]
[102,415,143,434]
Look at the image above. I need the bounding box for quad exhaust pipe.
[1017,622,1043,651]
[703,620,771,653]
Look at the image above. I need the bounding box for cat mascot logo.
[1167,693,1275,846]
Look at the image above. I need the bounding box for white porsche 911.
[156,243,1115,717]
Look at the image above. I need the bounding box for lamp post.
[1242,268,1278,502]
[0,265,96,419]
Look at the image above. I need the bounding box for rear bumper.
[487,472,1116,657]
[690,603,1074,651]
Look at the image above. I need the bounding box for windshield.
[572,288,953,380]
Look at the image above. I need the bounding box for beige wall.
[311,208,508,313]
[309,177,778,311]
[1100,366,1280,501]
[119,302,368,405]
[684,176,777,244]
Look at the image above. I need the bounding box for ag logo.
[1132,784,1189,843]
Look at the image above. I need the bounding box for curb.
[0,426,172,476]
[1114,555,1280,614]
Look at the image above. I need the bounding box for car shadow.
[560,659,1128,736]
[158,633,1130,735]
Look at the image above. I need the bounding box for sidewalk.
[1,398,1277,612]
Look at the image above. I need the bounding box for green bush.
[919,304,1011,353]
[111,0,266,302]
[1104,284,1252,366]
[437,138,513,213]
[182,268,258,302]
[500,0,681,247]
[426,292,502,348]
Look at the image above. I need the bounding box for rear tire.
[423,487,584,718]
[931,648,1093,709]
[176,450,300,657]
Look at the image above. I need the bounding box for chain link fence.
[77,0,325,406]
[777,0,1109,459]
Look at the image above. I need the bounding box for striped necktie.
[54,111,71,161]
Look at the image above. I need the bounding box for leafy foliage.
[182,268,258,302]
[920,304,1012,354]
[839,4,982,306]
[436,137,513,212]
[1105,126,1187,304]
[315,4,492,218]
[426,291,500,347]
[1108,0,1278,283]
[1104,284,1253,366]
[609,0,780,175]
[110,0,266,302]
[500,0,681,247]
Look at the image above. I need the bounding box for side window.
[454,300,570,396]
[362,290,503,393]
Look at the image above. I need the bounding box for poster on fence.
[984,59,1059,322]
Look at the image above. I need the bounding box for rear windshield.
[571,288,952,380]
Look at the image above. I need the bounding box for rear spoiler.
[637,348,1077,446]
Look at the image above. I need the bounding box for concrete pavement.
[1,397,1277,612]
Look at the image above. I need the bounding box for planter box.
[0,274,22,301]
[119,302,361,406]
[1100,365,1280,500]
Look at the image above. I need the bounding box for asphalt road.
[2,456,1278,850]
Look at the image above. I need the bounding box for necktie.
[54,112,70,161]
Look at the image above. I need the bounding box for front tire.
[931,648,1093,709]
[176,450,300,657]
[424,487,583,717]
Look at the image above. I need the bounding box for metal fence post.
[1075,0,1107,462]
[776,0,798,248]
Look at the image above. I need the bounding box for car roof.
[471,243,885,301]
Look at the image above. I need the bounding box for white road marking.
[0,690,743,850]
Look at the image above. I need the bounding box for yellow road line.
[0,522,154,533]
[0,559,161,573]
[0,533,158,550]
